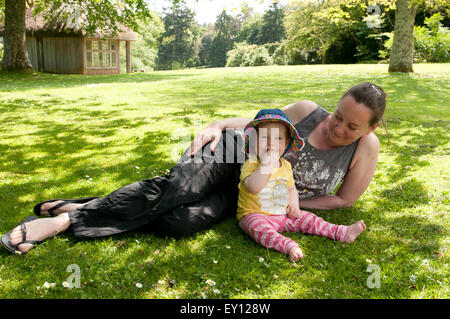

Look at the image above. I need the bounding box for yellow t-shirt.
[237,158,295,221]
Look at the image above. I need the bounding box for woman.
[1,82,386,255]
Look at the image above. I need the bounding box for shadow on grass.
[0,70,200,92]
[0,94,174,228]
[0,67,448,298]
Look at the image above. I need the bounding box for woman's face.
[326,95,379,147]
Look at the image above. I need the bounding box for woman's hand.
[189,124,223,156]
[188,117,252,156]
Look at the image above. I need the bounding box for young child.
[237,109,366,262]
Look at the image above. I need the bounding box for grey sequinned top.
[284,106,359,200]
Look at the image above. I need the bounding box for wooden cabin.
[0,9,137,75]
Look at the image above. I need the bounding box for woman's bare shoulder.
[281,100,319,124]
[352,132,380,167]
[359,132,380,152]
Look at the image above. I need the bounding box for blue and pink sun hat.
[244,108,304,157]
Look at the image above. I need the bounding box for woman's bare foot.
[289,246,303,262]
[343,220,366,243]
[9,213,71,253]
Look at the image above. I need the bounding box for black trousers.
[68,130,245,238]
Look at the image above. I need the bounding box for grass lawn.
[0,64,448,299]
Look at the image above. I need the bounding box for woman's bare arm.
[281,100,318,124]
[189,117,251,155]
[189,100,318,156]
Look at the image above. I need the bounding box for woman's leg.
[146,182,239,238]
[68,129,244,239]
[8,213,71,253]
[2,130,244,254]
[39,199,97,216]
[13,129,244,250]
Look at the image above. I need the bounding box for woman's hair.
[341,82,387,126]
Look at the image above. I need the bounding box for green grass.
[0,64,448,299]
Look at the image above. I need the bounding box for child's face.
[256,122,289,158]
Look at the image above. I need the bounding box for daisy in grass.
[206,279,216,286]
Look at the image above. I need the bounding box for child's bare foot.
[289,246,303,262]
[343,220,366,243]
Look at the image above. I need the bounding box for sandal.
[33,197,100,217]
[1,216,43,255]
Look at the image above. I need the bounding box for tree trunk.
[1,0,34,71]
[388,0,417,73]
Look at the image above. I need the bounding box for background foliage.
[0,0,448,71]
[148,0,450,70]
[380,13,450,63]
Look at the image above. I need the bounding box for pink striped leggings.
[239,212,349,256]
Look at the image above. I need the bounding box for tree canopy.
[1,0,448,72]
[155,0,200,70]
[0,0,173,70]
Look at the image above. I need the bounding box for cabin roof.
[0,8,137,41]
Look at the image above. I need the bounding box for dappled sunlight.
[0,64,448,298]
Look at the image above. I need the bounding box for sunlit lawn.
[0,63,448,298]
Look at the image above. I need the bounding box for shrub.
[226,42,289,67]
[226,42,257,67]
[241,46,273,66]
[272,44,288,65]
[226,42,273,67]
[413,13,450,62]
[380,13,450,63]
[266,42,289,65]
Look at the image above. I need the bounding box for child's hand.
[259,149,280,173]
[286,205,304,219]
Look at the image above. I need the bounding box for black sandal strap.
[19,217,42,245]
[48,201,68,216]
[20,222,27,243]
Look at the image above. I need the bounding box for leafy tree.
[388,0,418,72]
[385,0,448,72]
[237,2,286,46]
[238,15,263,44]
[381,12,450,63]
[155,0,199,70]
[259,1,286,44]
[1,0,32,70]
[285,0,392,64]
[0,0,157,71]
[234,2,256,30]
[209,10,236,67]
[198,33,213,66]
[128,15,164,71]
[285,0,449,70]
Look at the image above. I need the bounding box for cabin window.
[85,39,118,69]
